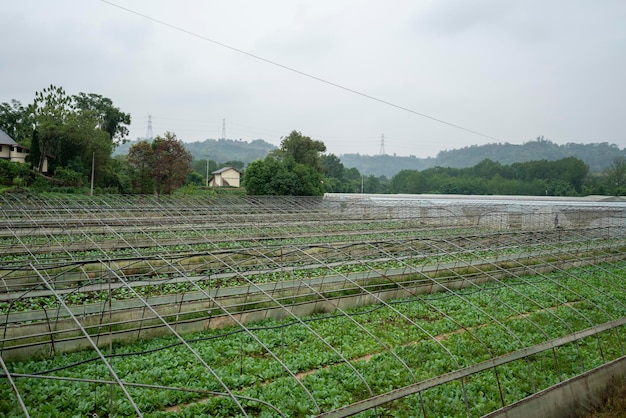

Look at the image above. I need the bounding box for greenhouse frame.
[1,192,625,417]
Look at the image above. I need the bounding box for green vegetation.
[2,85,625,196]
[0,85,131,192]
[0,86,195,195]
[325,156,626,196]
[390,157,591,196]
[243,131,327,196]
[1,263,624,417]
[4,239,604,316]
[0,159,29,188]
[341,137,626,178]
[119,138,276,167]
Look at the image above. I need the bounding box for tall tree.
[152,132,193,194]
[243,157,283,195]
[2,86,130,186]
[127,140,155,194]
[321,153,345,179]
[0,100,29,143]
[552,157,589,193]
[56,110,113,184]
[73,93,131,146]
[29,85,74,172]
[606,157,626,196]
[270,130,326,171]
[243,131,327,196]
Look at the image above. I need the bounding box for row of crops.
[1,193,625,417]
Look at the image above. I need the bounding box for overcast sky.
[2,1,625,158]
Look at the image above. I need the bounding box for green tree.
[391,170,427,194]
[0,100,29,144]
[29,85,74,172]
[321,153,345,179]
[606,157,626,196]
[547,179,575,196]
[72,93,131,147]
[54,110,112,185]
[552,157,589,193]
[321,153,364,193]
[0,160,30,186]
[243,157,301,195]
[344,167,362,193]
[29,129,40,172]
[291,161,324,195]
[242,158,274,195]
[4,86,130,189]
[102,154,131,193]
[243,156,325,196]
[390,157,590,196]
[362,175,380,194]
[186,171,205,186]
[470,159,505,179]
[243,131,327,196]
[270,131,326,171]
[127,140,155,194]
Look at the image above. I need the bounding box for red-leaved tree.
[127,131,192,194]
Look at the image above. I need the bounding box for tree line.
[240,132,625,197]
[341,137,626,178]
[0,85,195,194]
[327,157,626,197]
[1,85,131,190]
[2,86,624,197]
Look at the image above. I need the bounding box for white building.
[209,167,241,187]
[0,129,48,173]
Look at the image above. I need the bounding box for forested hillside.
[118,137,625,178]
[341,138,626,177]
[184,138,276,164]
[434,138,624,172]
[116,138,276,165]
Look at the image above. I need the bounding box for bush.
[53,167,84,187]
[0,160,30,185]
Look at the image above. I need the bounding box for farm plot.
[1,193,625,417]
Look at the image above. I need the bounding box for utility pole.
[205,155,210,187]
[221,118,226,140]
[90,152,95,196]
[379,134,385,155]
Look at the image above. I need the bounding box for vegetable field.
[1,193,625,417]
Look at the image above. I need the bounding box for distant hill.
[434,139,625,172]
[183,138,276,164]
[338,154,437,178]
[116,137,626,178]
[115,138,277,165]
[341,139,626,177]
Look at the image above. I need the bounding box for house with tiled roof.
[0,129,48,172]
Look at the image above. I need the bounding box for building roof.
[212,166,242,174]
[0,129,18,146]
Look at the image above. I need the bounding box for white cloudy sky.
[2,0,625,157]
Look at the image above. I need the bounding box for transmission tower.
[379,134,386,155]
[221,118,226,140]
[146,114,154,141]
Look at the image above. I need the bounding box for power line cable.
[101,0,504,142]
